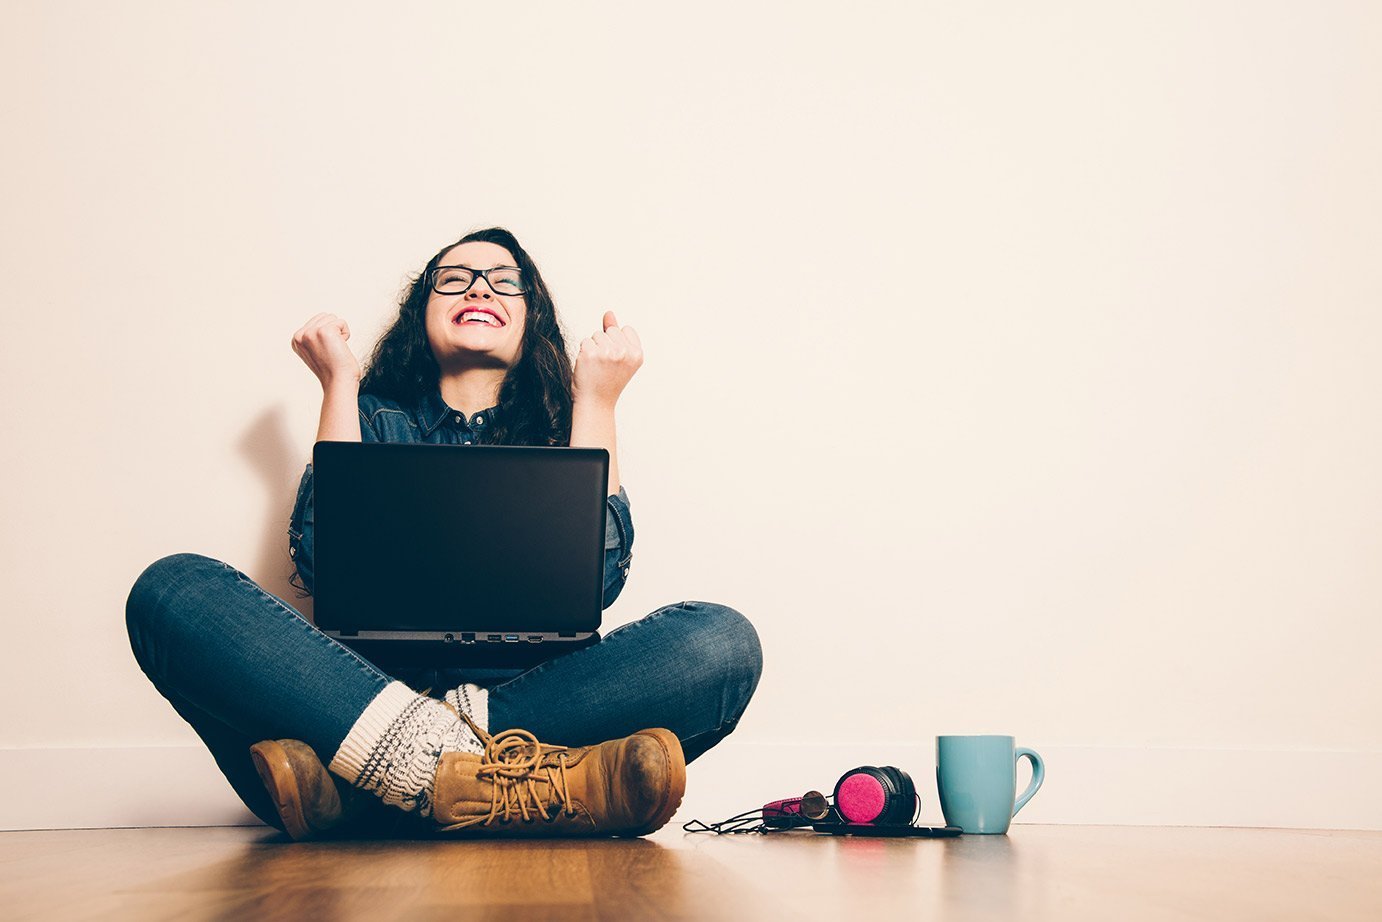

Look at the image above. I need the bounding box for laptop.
[311,441,609,667]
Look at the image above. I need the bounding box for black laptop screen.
[312,442,608,633]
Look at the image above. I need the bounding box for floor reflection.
[122,833,740,921]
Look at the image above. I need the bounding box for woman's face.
[425,241,528,370]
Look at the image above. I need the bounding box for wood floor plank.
[2,824,1379,921]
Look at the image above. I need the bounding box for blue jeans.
[125,553,762,834]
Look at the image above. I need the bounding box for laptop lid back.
[312,442,609,635]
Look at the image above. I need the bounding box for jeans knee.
[125,553,223,656]
[673,601,763,703]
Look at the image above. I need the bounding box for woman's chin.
[437,344,517,368]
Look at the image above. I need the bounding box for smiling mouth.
[453,310,504,327]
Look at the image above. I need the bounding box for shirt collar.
[417,383,500,437]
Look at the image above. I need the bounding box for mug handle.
[1012,747,1045,817]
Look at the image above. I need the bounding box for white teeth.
[457,311,500,326]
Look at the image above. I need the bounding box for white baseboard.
[3,741,1378,832]
[1,745,261,831]
[679,741,1382,832]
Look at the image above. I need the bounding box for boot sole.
[626,728,687,837]
[249,740,312,842]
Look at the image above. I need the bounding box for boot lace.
[435,703,578,831]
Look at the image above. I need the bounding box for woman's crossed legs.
[124,553,762,833]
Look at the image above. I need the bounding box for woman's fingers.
[591,330,619,355]
[601,326,630,351]
[613,326,641,363]
[583,314,640,363]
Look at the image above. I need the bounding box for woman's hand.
[291,313,361,389]
[572,311,643,409]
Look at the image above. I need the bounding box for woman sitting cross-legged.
[125,227,762,840]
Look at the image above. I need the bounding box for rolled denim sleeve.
[602,485,634,608]
[288,400,383,595]
[287,461,316,595]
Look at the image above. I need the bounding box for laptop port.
[487,634,501,642]
[460,632,475,644]
[527,634,543,643]
[443,633,454,643]
[504,633,519,642]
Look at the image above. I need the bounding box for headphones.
[686,765,921,834]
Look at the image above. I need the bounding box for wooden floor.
[3,823,1379,921]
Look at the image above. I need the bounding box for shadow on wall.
[235,404,316,623]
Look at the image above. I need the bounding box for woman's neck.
[439,369,506,418]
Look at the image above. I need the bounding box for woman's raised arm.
[292,312,363,443]
[316,381,362,443]
[571,310,643,496]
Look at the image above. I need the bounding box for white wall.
[3,1,1380,830]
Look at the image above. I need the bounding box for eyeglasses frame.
[428,264,527,297]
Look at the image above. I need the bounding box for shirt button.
[622,567,630,577]
[474,415,484,425]
[463,438,472,444]
[289,547,297,557]
[454,414,462,423]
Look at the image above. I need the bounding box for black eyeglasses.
[429,265,526,296]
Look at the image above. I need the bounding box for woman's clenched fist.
[572,311,643,409]
[291,313,361,389]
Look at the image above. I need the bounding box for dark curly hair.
[358,227,573,447]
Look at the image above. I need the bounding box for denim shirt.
[286,384,635,607]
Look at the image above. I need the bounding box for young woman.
[125,227,762,840]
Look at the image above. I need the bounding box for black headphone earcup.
[873,766,904,825]
[879,766,919,825]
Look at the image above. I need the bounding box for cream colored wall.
[3,1,1380,829]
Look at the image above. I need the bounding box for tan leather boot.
[430,707,686,837]
[249,739,376,841]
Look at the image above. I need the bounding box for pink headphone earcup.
[836,771,888,824]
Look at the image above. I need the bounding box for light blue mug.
[936,735,1045,834]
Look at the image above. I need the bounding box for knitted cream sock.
[328,681,489,817]
[443,682,489,734]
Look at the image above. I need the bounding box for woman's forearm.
[316,380,363,443]
[570,399,620,496]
